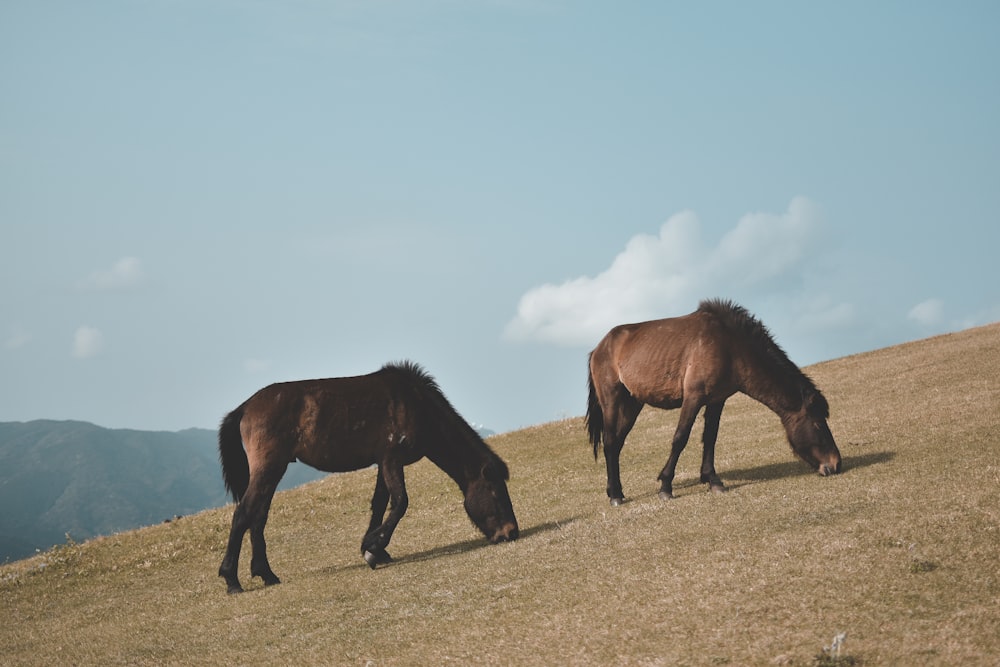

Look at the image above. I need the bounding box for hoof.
[609,497,625,507]
[253,568,281,587]
[658,491,674,501]
[226,583,244,595]
[363,549,393,569]
[710,484,728,494]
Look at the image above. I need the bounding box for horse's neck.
[424,430,478,492]
[737,357,803,418]
[435,456,471,491]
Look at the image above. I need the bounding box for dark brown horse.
[587,299,841,506]
[217,361,519,593]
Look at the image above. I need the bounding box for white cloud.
[960,304,1000,330]
[504,197,828,346]
[908,299,945,327]
[73,326,104,359]
[244,358,272,373]
[4,326,31,350]
[708,197,818,285]
[81,257,144,290]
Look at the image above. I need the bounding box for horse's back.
[239,373,405,473]
[596,311,710,367]
[594,311,736,405]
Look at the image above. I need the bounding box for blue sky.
[2,1,998,434]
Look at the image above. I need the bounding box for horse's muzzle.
[491,522,519,543]
[818,460,842,476]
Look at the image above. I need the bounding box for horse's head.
[463,459,519,544]
[785,390,842,476]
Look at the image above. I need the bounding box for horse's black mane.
[382,360,442,393]
[697,299,829,417]
[380,360,510,478]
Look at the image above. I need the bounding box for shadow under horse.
[217,361,519,594]
[587,298,842,506]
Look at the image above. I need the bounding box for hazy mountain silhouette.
[0,420,327,562]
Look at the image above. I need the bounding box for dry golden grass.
[3,324,998,666]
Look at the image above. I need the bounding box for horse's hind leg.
[603,391,642,506]
[219,503,251,594]
[603,438,626,506]
[361,468,393,568]
[248,483,282,587]
[699,402,727,493]
[219,463,285,592]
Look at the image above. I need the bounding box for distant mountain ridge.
[0,420,326,563]
[0,419,497,563]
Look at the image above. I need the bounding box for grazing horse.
[587,299,842,506]
[217,361,519,594]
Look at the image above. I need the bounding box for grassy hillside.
[2,324,998,665]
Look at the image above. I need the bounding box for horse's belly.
[293,428,423,474]
[622,371,684,407]
[296,450,375,474]
[293,433,381,473]
[646,396,683,410]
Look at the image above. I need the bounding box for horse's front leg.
[361,462,408,569]
[657,400,702,499]
[699,402,727,493]
[361,467,393,567]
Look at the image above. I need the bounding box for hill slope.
[2,324,998,665]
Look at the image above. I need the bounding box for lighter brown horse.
[217,361,519,594]
[587,299,841,506]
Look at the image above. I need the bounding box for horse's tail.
[218,405,250,503]
[586,353,604,460]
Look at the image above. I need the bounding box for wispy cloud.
[908,299,945,327]
[73,326,104,359]
[80,257,145,291]
[504,197,835,346]
[4,326,31,350]
[244,358,272,373]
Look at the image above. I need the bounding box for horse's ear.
[804,389,830,418]
[482,458,510,481]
